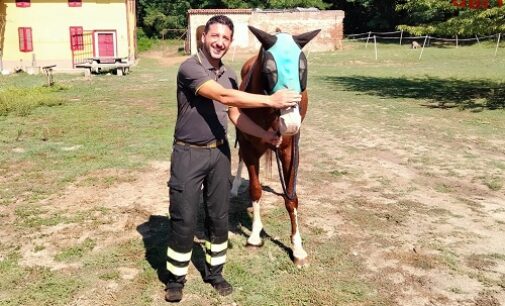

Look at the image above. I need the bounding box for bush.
[0,86,66,117]
[137,27,156,52]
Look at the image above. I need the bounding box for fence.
[346,30,503,60]
[71,32,94,67]
[0,14,5,71]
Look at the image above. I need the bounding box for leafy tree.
[325,0,406,33]
[396,0,505,36]
[266,0,329,9]
[137,0,331,38]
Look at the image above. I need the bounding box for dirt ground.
[3,51,505,306]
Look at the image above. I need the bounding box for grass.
[0,84,67,116]
[1,41,505,305]
[54,238,96,262]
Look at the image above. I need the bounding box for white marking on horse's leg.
[247,200,263,246]
[291,208,307,261]
[230,160,243,197]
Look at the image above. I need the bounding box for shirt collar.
[197,49,226,74]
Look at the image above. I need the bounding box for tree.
[324,0,406,33]
[396,0,505,36]
[137,0,331,38]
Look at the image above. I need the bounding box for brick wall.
[249,10,345,52]
[187,9,345,54]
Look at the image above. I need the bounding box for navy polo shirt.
[174,50,238,145]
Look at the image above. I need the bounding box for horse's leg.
[279,136,307,267]
[242,148,264,247]
[230,158,243,197]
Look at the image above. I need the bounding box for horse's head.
[248,26,320,135]
[248,26,320,95]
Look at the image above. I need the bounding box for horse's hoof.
[293,257,309,268]
[245,241,264,248]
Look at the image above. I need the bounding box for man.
[165,15,300,302]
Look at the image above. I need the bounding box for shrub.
[0,86,66,117]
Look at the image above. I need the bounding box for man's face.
[201,23,233,61]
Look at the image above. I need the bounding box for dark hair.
[204,15,234,37]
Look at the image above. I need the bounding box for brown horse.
[231,26,320,267]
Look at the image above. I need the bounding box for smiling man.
[164,15,301,303]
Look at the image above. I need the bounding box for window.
[68,0,82,7]
[69,27,84,51]
[18,27,33,52]
[16,0,31,7]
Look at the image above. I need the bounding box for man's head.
[201,15,234,63]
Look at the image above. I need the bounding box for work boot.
[211,279,233,296]
[165,286,183,303]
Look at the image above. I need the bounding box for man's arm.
[197,80,300,109]
[228,107,282,147]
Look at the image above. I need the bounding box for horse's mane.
[239,48,264,94]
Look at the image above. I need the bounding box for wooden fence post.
[495,33,501,57]
[419,35,428,61]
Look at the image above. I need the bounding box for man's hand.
[261,130,283,147]
[269,89,301,109]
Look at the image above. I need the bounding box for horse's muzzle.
[279,105,301,135]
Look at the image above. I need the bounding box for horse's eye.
[264,55,277,73]
[263,51,278,92]
[299,52,308,92]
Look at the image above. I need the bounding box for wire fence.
[346,30,503,60]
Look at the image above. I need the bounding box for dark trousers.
[166,143,231,288]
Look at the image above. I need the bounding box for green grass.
[0,56,177,206]
[1,42,504,305]
[54,238,96,262]
[0,84,67,116]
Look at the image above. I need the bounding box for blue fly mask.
[249,26,320,135]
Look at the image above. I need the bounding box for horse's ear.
[248,26,277,50]
[293,29,321,48]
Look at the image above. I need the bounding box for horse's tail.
[264,149,273,180]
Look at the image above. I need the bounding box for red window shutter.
[498,0,503,7]
[68,0,82,7]
[469,0,479,8]
[25,28,32,51]
[480,0,489,8]
[16,0,31,7]
[18,28,24,50]
[70,27,84,51]
[18,27,32,52]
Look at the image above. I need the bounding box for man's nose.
[215,37,225,47]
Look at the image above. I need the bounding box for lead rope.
[274,131,300,201]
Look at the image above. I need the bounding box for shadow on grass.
[136,215,207,285]
[136,176,293,285]
[229,178,293,260]
[319,75,505,110]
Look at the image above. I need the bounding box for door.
[97,33,114,58]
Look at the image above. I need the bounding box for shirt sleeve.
[177,58,212,95]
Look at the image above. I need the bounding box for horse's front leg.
[280,136,308,267]
[242,150,264,247]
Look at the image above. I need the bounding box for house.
[0,0,136,73]
[186,8,345,55]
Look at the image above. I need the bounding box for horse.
[231,26,320,267]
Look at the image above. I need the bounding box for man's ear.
[201,32,206,45]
